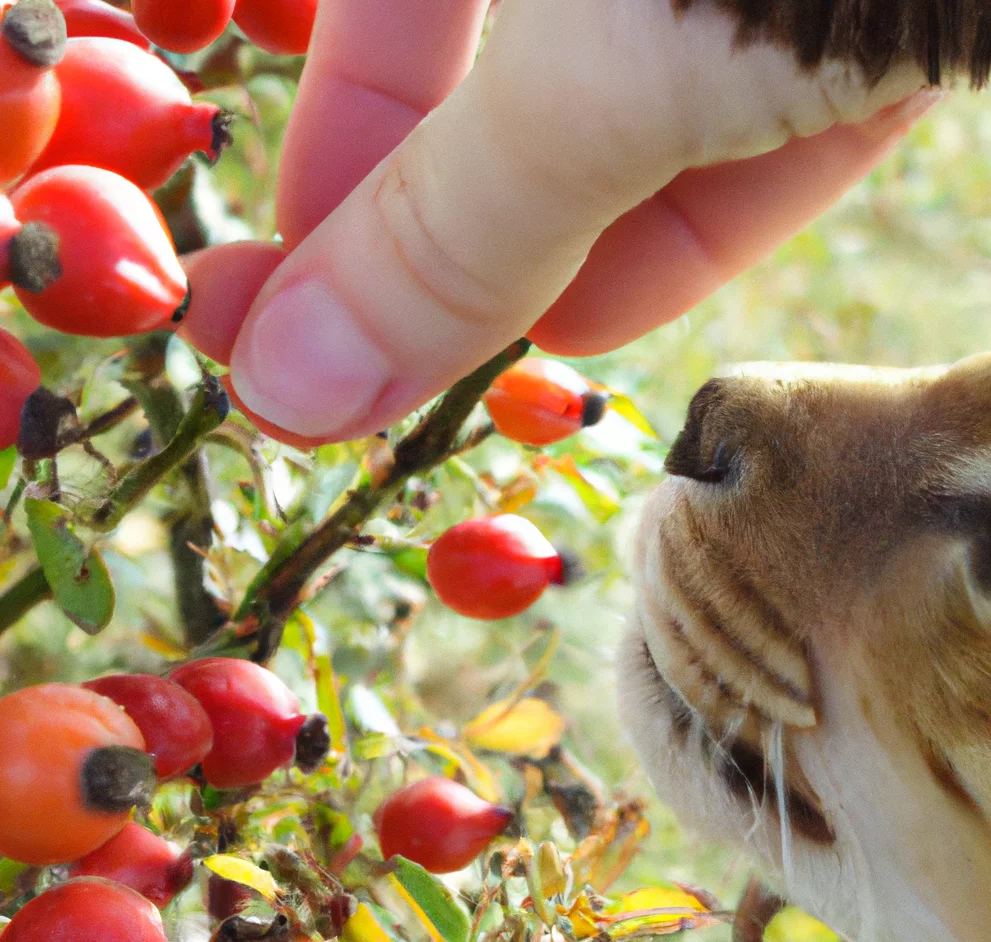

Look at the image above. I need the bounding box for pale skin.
[179,0,941,446]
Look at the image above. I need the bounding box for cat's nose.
[664,379,734,483]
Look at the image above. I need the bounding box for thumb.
[228,19,635,442]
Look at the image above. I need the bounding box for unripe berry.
[376,777,513,874]
[0,683,153,865]
[484,358,607,446]
[0,0,65,186]
[427,515,564,620]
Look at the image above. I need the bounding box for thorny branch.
[0,342,529,650]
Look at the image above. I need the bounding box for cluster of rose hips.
[0,0,317,450]
[0,658,330,940]
[0,0,225,336]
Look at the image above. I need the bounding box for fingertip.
[179,241,287,366]
[221,375,331,449]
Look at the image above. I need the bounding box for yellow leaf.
[766,907,840,941]
[139,631,188,660]
[535,841,566,898]
[596,885,723,938]
[595,389,658,439]
[202,855,280,901]
[463,698,565,759]
[559,891,600,939]
[605,886,708,916]
[343,903,393,942]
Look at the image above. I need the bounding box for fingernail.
[231,279,391,439]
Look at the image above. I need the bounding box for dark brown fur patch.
[671,0,991,87]
[718,740,837,846]
[923,744,984,813]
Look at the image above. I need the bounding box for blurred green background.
[2,72,989,941]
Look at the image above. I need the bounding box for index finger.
[277,0,490,248]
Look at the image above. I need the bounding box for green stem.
[85,378,229,533]
[170,448,226,646]
[1,478,27,535]
[0,567,52,634]
[235,340,529,653]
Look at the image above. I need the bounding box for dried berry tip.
[215,913,290,942]
[580,391,609,428]
[80,744,156,814]
[8,221,62,294]
[17,386,78,460]
[171,288,191,323]
[205,374,231,423]
[1,0,67,67]
[552,547,584,587]
[294,712,331,772]
[210,111,236,162]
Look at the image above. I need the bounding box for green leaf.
[390,857,470,942]
[0,446,16,490]
[351,732,395,761]
[0,858,29,895]
[389,546,428,581]
[24,498,115,634]
[549,456,620,522]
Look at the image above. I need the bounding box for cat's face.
[619,355,991,942]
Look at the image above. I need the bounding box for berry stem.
[232,339,531,660]
[86,376,229,532]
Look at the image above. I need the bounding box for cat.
[620,357,991,940]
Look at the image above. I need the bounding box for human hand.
[179,0,945,446]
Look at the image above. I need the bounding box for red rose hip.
[0,327,40,450]
[55,0,151,46]
[70,821,193,908]
[376,777,513,874]
[427,515,564,620]
[82,673,213,779]
[8,165,188,337]
[132,0,234,53]
[29,37,232,190]
[233,0,315,55]
[2,878,168,942]
[484,358,607,446]
[169,657,328,788]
